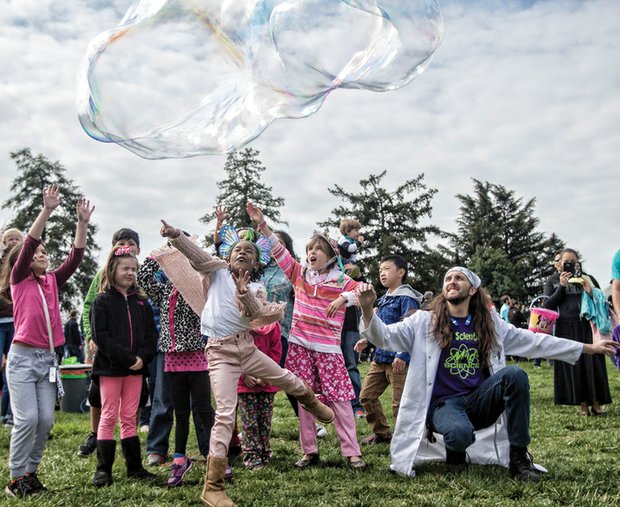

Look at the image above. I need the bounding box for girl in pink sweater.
[0,186,93,497]
[247,202,366,469]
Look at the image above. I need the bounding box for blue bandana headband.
[446,266,481,289]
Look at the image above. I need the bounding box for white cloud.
[0,0,619,288]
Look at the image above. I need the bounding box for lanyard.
[450,314,472,327]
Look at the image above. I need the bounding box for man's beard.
[446,294,468,305]
[444,285,469,305]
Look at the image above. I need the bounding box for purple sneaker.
[167,458,192,488]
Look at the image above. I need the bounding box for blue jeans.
[341,330,363,412]
[139,354,157,426]
[431,366,531,452]
[0,320,15,419]
[146,352,174,455]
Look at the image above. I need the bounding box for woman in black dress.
[543,248,611,416]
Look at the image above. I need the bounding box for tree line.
[2,147,564,311]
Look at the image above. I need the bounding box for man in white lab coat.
[358,267,618,481]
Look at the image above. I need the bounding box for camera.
[563,261,576,274]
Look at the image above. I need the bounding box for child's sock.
[173,453,187,465]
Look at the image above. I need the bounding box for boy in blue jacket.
[355,255,422,444]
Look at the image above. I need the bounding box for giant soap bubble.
[77,0,443,159]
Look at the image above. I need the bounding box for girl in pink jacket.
[247,202,366,470]
[0,186,93,497]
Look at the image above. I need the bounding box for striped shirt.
[270,235,359,354]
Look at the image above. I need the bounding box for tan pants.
[207,332,307,458]
[359,362,407,437]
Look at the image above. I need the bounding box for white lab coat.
[360,310,583,477]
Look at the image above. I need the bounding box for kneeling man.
[357,267,618,481]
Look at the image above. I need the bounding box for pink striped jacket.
[270,236,360,354]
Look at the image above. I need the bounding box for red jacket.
[237,322,282,394]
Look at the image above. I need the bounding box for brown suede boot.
[200,456,236,507]
[296,387,334,424]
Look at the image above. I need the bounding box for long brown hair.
[0,242,25,303]
[98,248,145,298]
[429,288,499,368]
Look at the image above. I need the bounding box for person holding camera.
[543,248,611,416]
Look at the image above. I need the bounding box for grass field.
[1,361,619,506]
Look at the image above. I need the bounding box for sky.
[1,0,619,292]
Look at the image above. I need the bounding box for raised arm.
[246,201,302,282]
[74,197,95,249]
[28,185,61,241]
[53,197,94,287]
[213,205,228,247]
[246,201,273,237]
[160,219,226,274]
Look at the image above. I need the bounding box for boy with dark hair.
[355,255,422,444]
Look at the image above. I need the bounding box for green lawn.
[1,361,619,506]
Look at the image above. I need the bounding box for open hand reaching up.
[215,205,228,225]
[43,185,62,211]
[246,201,264,224]
[76,197,95,223]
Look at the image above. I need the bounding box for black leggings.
[167,370,215,456]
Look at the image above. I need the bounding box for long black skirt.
[553,318,612,406]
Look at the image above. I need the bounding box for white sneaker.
[316,424,327,438]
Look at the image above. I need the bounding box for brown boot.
[296,387,334,424]
[200,456,236,507]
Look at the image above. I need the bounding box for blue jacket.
[374,285,422,364]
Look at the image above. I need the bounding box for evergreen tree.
[319,170,445,292]
[200,148,285,245]
[450,179,564,302]
[2,148,100,311]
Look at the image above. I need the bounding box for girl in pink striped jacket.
[247,202,366,469]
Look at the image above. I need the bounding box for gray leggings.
[6,343,57,479]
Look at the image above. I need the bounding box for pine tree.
[450,179,564,302]
[2,148,100,311]
[199,148,285,245]
[319,170,445,292]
